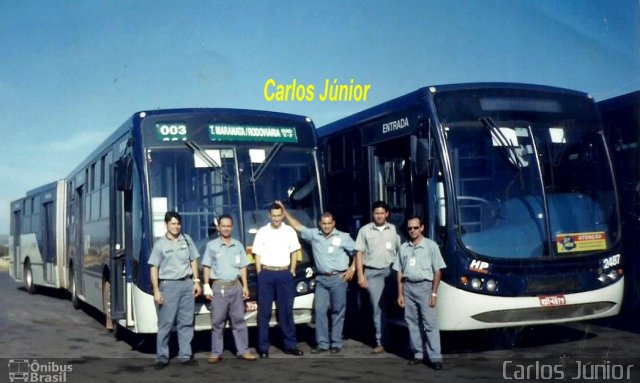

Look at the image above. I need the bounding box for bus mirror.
[411,136,432,177]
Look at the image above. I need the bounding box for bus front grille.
[471,302,616,323]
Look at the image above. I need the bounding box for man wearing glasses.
[394,215,446,370]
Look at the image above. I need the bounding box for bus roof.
[318,82,590,137]
[66,107,315,178]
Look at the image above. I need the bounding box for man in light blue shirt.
[148,211,202,369]
[355,200,401,354]
[278,201,356,354]
[395,215,446,370]
[201,214,257,363]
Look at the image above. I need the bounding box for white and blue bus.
[9,180,67,294]
[12,108,323,335]
[598,91,639,314]
[319,83,623,330]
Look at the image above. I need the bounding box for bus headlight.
[296,281,308,294]
[471,278,482,290]
[597,274,608,284]
[486,279,497,292]
[309,279,316,290]
[607,269,618,281]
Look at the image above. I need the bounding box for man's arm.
[190,259,201,296]
[275,200,303,232]
[356,251,368,288]
[150,266,163,304]
[290,251,298,276]
[396,270,405,308]
[429,269,442,308]
[240,267,249,300]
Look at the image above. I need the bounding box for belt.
[262,265,290,271]
[318,270,346,276]
[212,279,239,288]
[364,265,387,270]
[160,274,193,282]
[402,278,430,283]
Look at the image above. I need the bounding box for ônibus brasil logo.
[8,359,72,382]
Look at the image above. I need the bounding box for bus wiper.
[479,117,524,169]
[249,143,283,183]
[184,140,231,180]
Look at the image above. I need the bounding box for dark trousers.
[257,270,297,351]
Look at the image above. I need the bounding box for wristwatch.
[431,292,437,297]
[193,278,201,283]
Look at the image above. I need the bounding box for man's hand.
[397,295,405,308]
[153,290,164,305]
[203,283,213,301]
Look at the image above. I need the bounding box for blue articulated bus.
[598,91,640,314]
[15,108,323,335]
[319,83,623,330]
[9,181,67,294]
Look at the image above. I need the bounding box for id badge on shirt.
[235,254,241,265]
[409,258,416,267]
[386,241,393,250]
[328,246,335,254]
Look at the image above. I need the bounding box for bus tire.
[24,261,36,294]
[102,279,114,331]
[70,268,81,309]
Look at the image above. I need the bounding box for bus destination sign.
[208,124,298,143]
[156,123,188,141]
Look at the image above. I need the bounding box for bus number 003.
[158,124,187,136]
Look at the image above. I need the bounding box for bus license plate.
[538,294,567,307]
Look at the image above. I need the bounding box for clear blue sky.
[1,0,638,234]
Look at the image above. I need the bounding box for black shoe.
[258,352,269,359]
[432,362,443,370]
[283,348,304,356]
[179,359,198,366]
[154,361,169,370]
[407,358,423,365]
[329,347,341,354]
[310,347,328,354]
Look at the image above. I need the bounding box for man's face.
[319,216,336,236]
[166,218,181,238]
[407,218,423,241]
[372,207,389,226]
[218,217,233,238]
[269,208,284,228]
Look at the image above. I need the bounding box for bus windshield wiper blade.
[250,143,283,183]
[479,117,524,169]
[185,140,221,168]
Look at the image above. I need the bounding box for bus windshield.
[435,89,619,259]
[147,145,321,261]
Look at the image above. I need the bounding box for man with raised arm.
[277,200,356,354]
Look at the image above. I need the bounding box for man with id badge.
[201,214,257,363]
[355,200,401,354]
[277,201,356,354]
[395,215,446,370]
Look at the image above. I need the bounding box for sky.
[0,0,638,234]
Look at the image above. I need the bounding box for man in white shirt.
[252,202,304,358]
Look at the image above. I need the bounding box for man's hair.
[269,202,283,212]
[164,211,182,224]
[372,200,389,212]
[320,211,335,221]
[218,214,233,224]
[406,215,423,226]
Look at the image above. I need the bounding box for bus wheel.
[102,279,114,331]
[24,261,36,294]
[70,268,81,309]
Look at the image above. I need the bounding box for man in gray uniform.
[277,201,356,354]
[355,200,401,354]
[149,211,202,369]
[201,214,257,363]
[395,215,446,370]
